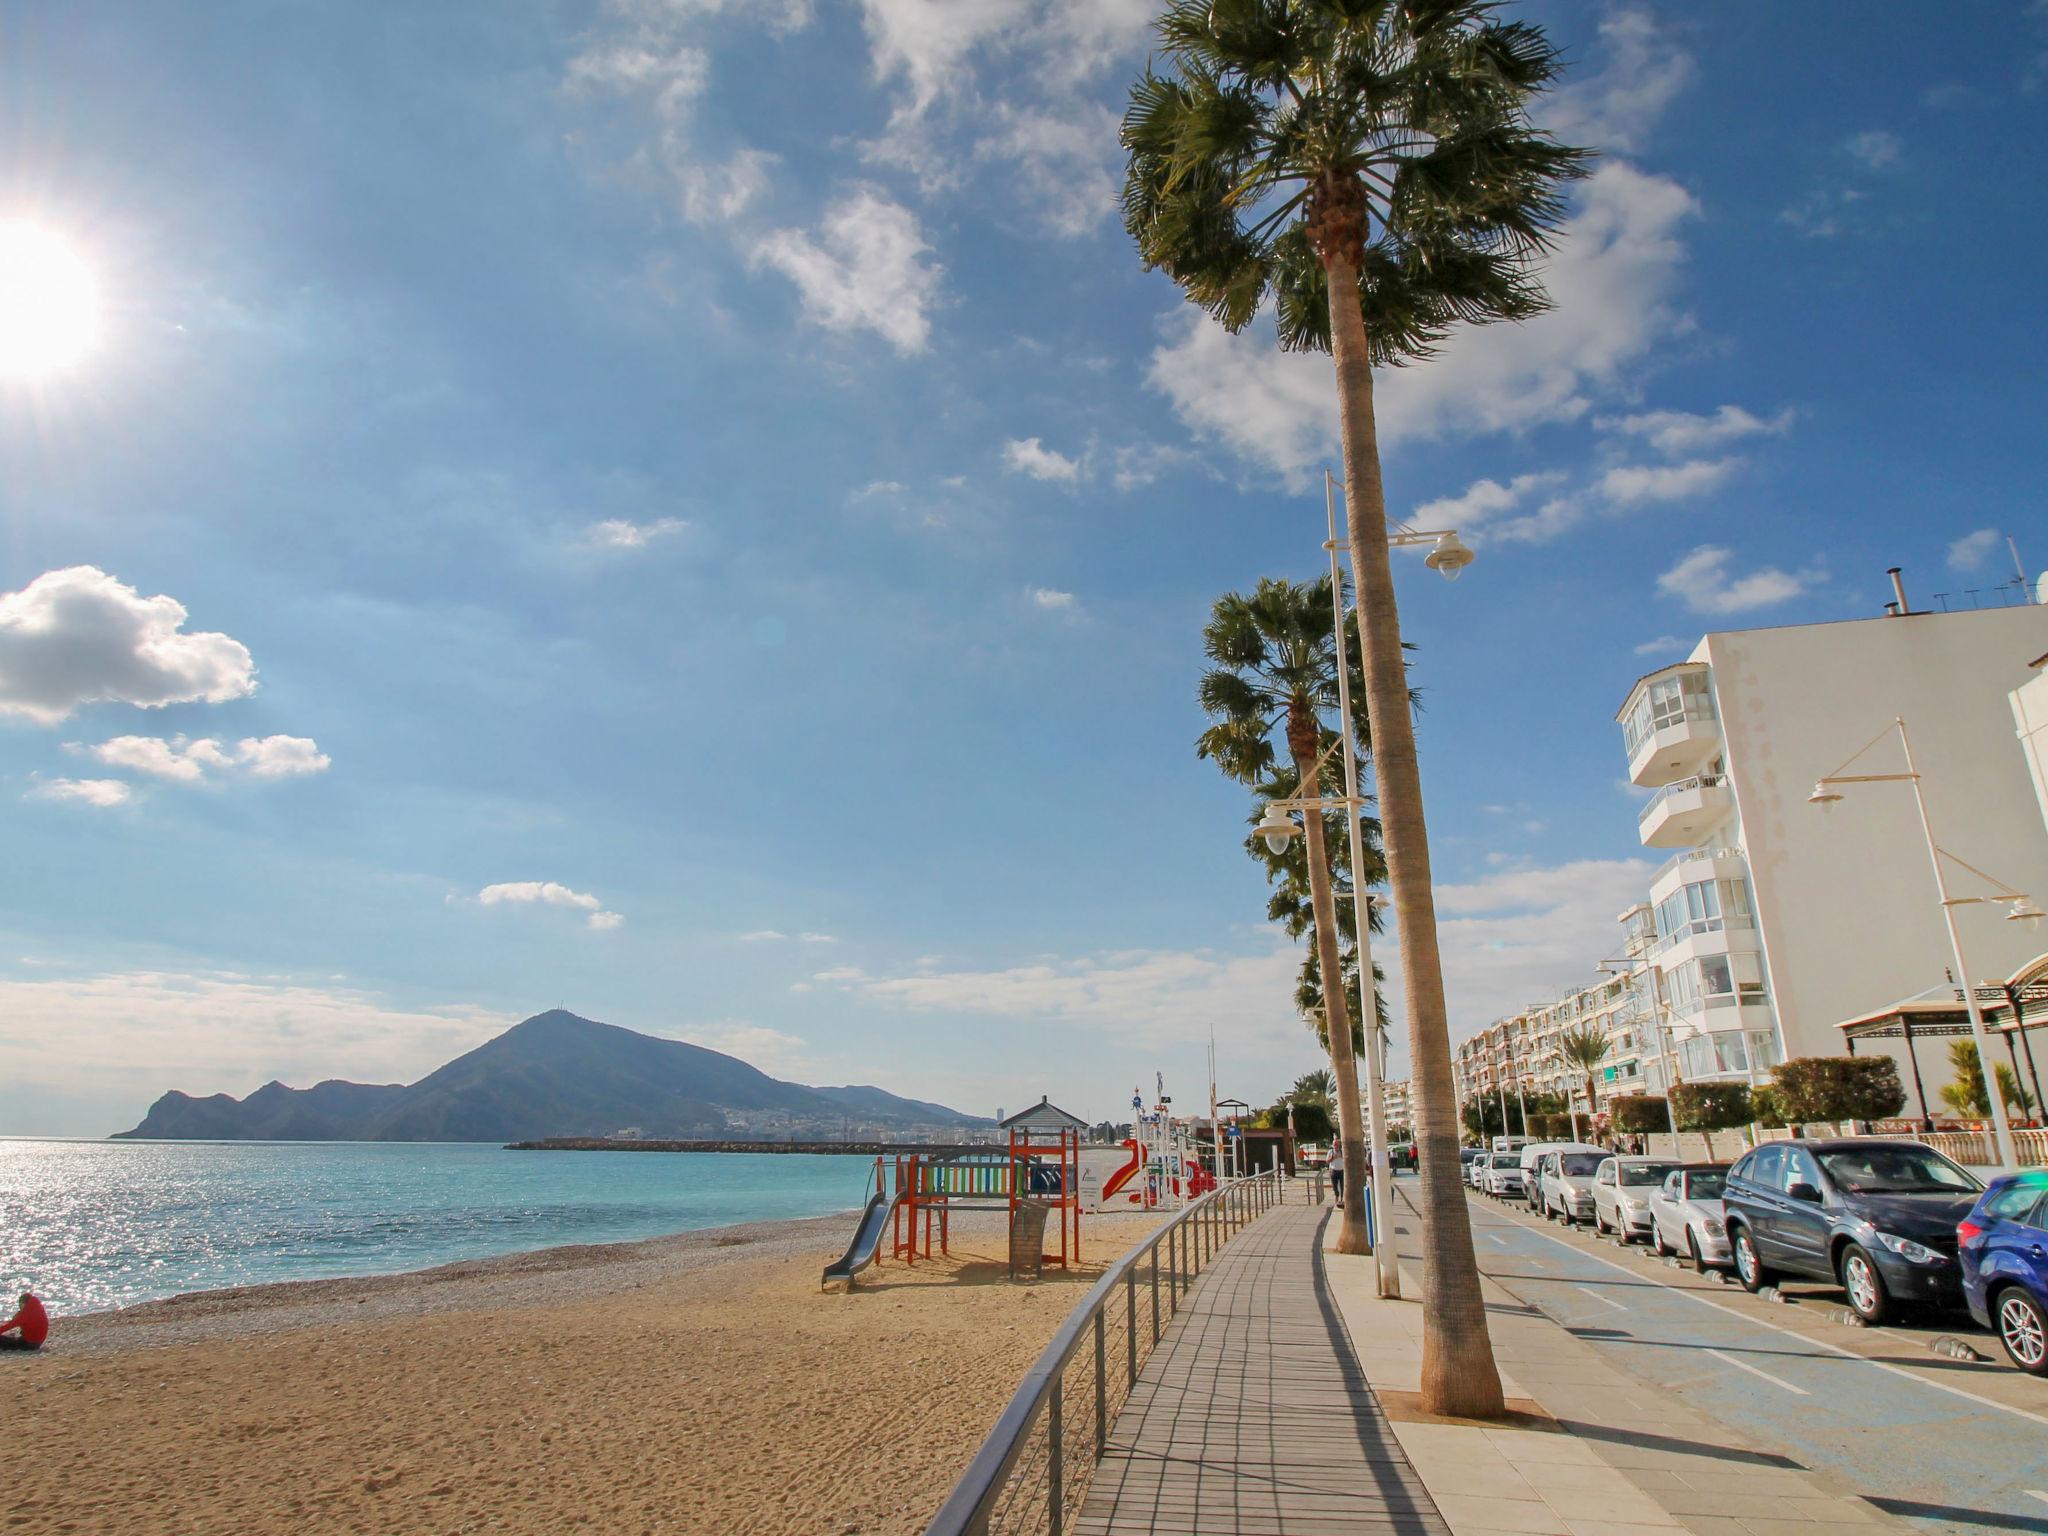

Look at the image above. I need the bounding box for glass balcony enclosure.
[1618,664,1721,787]
[1653,877,1756,953]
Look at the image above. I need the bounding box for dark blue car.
[1721,1138,1982,1325]
[1959,1171,2048,1377]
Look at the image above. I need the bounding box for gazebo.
[1834,954,2048,1126]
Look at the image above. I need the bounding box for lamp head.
[1424,530,1475,581]
[2006,899,2045,931]
[1807,781,1844,811]
[1254,802,1297,855]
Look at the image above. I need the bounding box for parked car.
[1515,1141,1576,1210]
[1591,1156,1681,1242]
[1467,1152,1493,1189]
[1721,1138,1983,1324]
[1484,1153,1524,1198]
[1538,1146,1611,1225]
[1648,1164,1730,1270]
[1959,1171,2048,1376]
[1459,1146,1484,1172]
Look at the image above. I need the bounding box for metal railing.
[1650,844,1745,886]
[1636,772,1728,831]
[925,1168,1286,1536]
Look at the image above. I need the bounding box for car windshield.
[1683,1171,1726,1198]
[1560,1153,1605,1176]
[1622,1162,1678,1187]
[1816,1145,1981,1196]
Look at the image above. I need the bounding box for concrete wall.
[1705,604,2048,1065]
[2014,664,2048,835]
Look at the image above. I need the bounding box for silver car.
[1591,1157,1681,1242]
[1540,1146,1610,1225]
[1649,1164,1732,1271]
[1467,1152,1492,1189]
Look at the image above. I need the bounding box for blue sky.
[4,2,2045,1137]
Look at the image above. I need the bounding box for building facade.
[1614,597,2048,1085]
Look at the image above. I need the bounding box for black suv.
[1721,1138,1983,1324]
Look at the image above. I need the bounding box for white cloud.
[1947,528,2002,572]
[1028,587,1076,611]
[1633,635,1691,657]
[82,734,330,783]
[477,881,624,931]
[753,186,942,355]
[1003,436,1082,483]
[799,932,840,944]
[977,102,1122,237]
[859,0,1030,124]
[0,566,257,725]
[675,148,777,225]
[849,480,905,504]
[737,929,789,942]
[26,777,131,808]
[1846,130,1903,170]
[1595,404,1794,456]
[1657,546,1817,615]
[587,516,688,550]
[1148,163,1698,483]
[1598,457,1740,506]
[0,967,513,1133]
[563,38,709,122]
[1545,9,1693,153]
[1410,472,1576,543]
[1109,442,1192,492]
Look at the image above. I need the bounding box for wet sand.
[2,1208,1164,1536]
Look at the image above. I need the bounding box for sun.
[0,221,100,381]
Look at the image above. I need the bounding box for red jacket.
[1,1293,48,1346]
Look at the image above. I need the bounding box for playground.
[822,1093,1218,1290]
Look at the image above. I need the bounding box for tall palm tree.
[1199,576,1376,1253]
[1554,1023,1610,1138]
[1292,1067,1336,1102]
[1126,0,1590,1417]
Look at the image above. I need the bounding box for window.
[1738,1145,1784,1188]
[1983,1182,2045,1222]
[1684,1169,1727,1199]
[1622,1162,1678,1187]
[1560,1153,1606,1176]
[1783,1147,1821,1193]
[1815,1145,1981,1195]
[1622,669,1715,755]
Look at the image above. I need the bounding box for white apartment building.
[1453,970,1653,1126]
[1615,587,2048,1088]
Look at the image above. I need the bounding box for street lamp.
[1812,716,2041,1171]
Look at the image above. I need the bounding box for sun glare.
[0,221,100,381]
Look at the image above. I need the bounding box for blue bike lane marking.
[1464,1195,2048,1535]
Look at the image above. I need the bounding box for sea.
[0,1138,876,1316]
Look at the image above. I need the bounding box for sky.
[3,2,2046,1138]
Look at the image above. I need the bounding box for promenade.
[1074,1199,1449,1535]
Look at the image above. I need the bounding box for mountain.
[114,1010,992,1142]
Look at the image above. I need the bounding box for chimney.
[1887,566,1913,617]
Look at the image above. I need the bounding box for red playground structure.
[821,1126,1082,1288]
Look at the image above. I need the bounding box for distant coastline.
[505,1137,999,1154]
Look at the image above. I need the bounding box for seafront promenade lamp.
[1255,801,1298,855]
[1810,715,2036,1171]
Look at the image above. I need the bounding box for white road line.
[2026,1490,2048,1508]
[1576,1285,1628,1312]
[1705,1346,1809,1395]
[1484,1233,1509,1247]
[1466,1195,2048,1430]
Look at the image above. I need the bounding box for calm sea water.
[0,1139,874,1316]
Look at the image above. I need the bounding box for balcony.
[1649,845,1746,904]
[1637,773,1735,848]
[1618,663,1720,787]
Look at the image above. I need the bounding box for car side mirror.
[1787,1181,1822,1204]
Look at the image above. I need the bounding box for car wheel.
[1839,1243,1892,1326]
[1688,1230,1709,1275]
[1652,1221,1672,1258]
[1992,1287,2048,1377]
[1594,1209,1610,1236]
[1732,1225,1772,1293]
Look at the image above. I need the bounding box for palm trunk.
[1291,725,1372,1255]
[1324,246,1506,1417]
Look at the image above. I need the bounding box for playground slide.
[821,1192,899,1289]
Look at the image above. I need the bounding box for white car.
[1538,1145,1611,1224]
[1513,1141,1576,1207]
[1467,1152,1493,1189]
[1648,1164,1732,1271]
[1484,1154,1524,1198]
[1591,1157,1681,1242]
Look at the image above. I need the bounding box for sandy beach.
[3,1207,1166,1536]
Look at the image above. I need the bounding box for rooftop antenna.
[2009,535,2030,597]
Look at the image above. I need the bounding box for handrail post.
[1126,1268,1137,1387]
[1049,1387,1063,1536]
[1170,1221,1180,1304]
[1150,1245,1160,1342]
[1093,1309,1106,1460]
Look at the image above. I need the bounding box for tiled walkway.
[1073,1201,1450,1535]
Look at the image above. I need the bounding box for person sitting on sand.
[0,1291,48,1351]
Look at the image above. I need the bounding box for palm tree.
[1199,576,1376,1253]
[1125,1,1590,1418]
[1292,1067,1336,1102]
[1554,1023,1610,1140]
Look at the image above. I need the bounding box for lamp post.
[1811,716,2045,1172]
[1252,478,1473,1298]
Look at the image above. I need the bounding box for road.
[1415,1182,2048,1534]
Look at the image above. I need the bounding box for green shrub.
[1609,1094,1668,1135]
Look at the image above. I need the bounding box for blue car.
[1959,1171,2048,1377]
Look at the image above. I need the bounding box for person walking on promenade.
[1328,1141,1345,1207]
[0,1291,48,1351]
